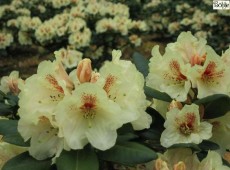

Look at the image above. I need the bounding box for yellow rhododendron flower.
[55,83,133,150]
[160,104,212,148]
[100,50,151,130]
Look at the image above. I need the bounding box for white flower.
[0,71,21,95]
[146,45,191,102]
[188,47,230,98]
[55,83,131,150]
[0,32,13,49]
[209,112,230,153]
[18,61,73,122]
[160,104,212,148]
[100,50,151,130]
[146,148,200,170]
[18,114,66,160]
[54,48,82,69]
[167,31,207,67]
[199,151,230,170]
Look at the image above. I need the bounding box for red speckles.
[177,112,196,135]
[45,74,64,93]
[103,74,117,94]
[164,60,187,82]
[80,93,97,119]
[201,61,224,83]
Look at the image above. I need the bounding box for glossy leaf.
[194,94,229,105]
[2,152,51,170]
[144,86,172,102]
[132,52,149,78]
[169,143,201,151]
[0,120,29,146]
[56,149,99,170]
[203,95,230,119]
[98,142,157,166]
[198,140,219,151]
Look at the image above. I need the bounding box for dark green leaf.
[117,133,138,142]
[138,129,161,140]
[203,95,230,119]
[98,142,157,166]
[169,143,201,151]
[2,152,51,170]
[0,103,13,116]
[132,52,149,78]
[194,94,229,105]
[5,93,19,106]
[117,123,134,135]
[144,86,172,102]
[56,149,99,170]
[198,140,219,151]
[146,107,165,130]
[0,120,29,146]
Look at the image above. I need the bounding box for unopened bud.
[168,100,183,111]
[224,152,230,164]
[173,161,186,170]
[76,59,92,83]
[155,158,169,170]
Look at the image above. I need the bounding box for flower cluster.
[0,32,229,170]
[0,0,148,60]
[146,32,230,101]
[16,50,151,160]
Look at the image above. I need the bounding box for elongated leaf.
[144,86,172,102]
[132,52,149,78]
[194,94,229,105]
[0,103,13,116]
[117,133,138,142]
[0,120,29,146]
[203,95,230,119]
[169,143,201,151]
[5,93,19,106]
[56,149,99,170]
[98,142,157,166]
[198,140,219,151]
[2,152,51,170]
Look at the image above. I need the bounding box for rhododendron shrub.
[0,32,229,170]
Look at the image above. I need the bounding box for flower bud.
[173,161,186,170]
[77,59,92,83]
[168,100,183,111]
[224,152,230,164]
[155,158,169,170]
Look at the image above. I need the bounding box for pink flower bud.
[77,59,92,83]
[173,161,186,170]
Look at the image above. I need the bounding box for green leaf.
[2,152,51,170]
[5,93,19,106]
[169,143,201,151]
[56,149,99,170]
[203,95,230,119]
[194,94,229,105]
[0,103,13,116]
[198,140,219,151]
[144,86,172,102]
[132,52,149,78]
[0,120,29,146]
[138,129,161,140]
[117,133,138,142]
[98,142,157,166]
